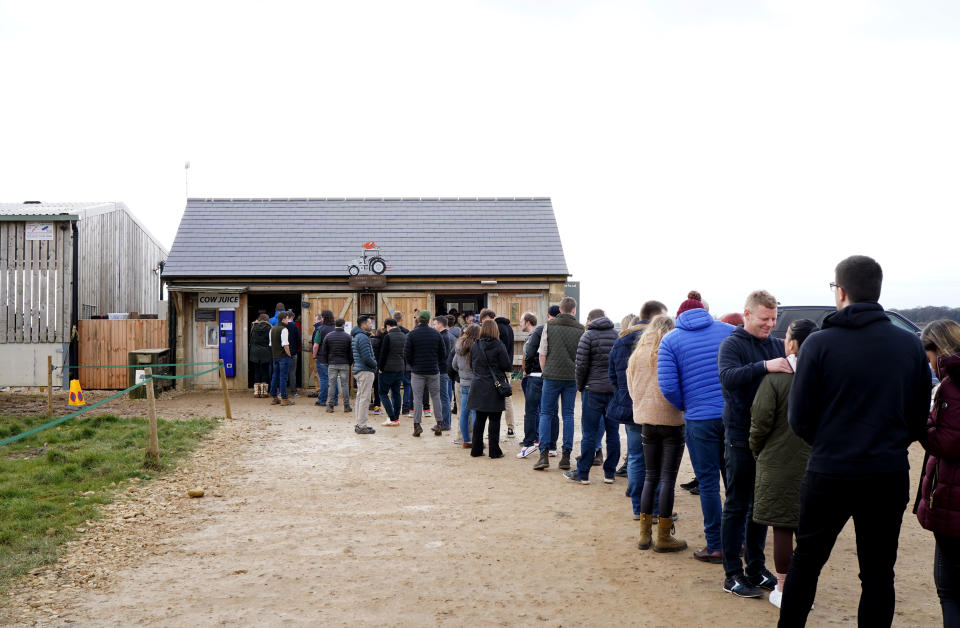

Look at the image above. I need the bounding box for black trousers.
[253,361,270,384]
[935,533,960,627]
[640,423,685,517]
[779,469,909,628]
[471,411,503,458]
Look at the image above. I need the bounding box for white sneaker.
[424,409,433,418]
[548,449,558,457]
[517,445,538,459]
[768,588,782,609]
[381,419,399,427]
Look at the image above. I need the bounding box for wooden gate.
[78,319,168,389]
[379,293,429,327]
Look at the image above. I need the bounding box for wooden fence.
[77,319,168,389]
[0,221,73,344]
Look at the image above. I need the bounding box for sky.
[2,0,958,320]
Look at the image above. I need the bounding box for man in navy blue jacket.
[778,256,931,627]
[717,290,788,598]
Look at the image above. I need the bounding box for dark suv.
[772,306,921,339]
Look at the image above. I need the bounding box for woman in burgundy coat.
[917,319,960,626]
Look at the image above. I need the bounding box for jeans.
[685,418,726,552]
[411,373,442,425]
[402,371,412,413]
[640,424,685,517]
[438,373,452,429]
[625,423,657,516]
[287,353,299,394]
[353,371,374,427]
[327,364,351,409]
[779,469,909,628]
[314,360,339,405]
[575,391,618,480]
[935,533,960,627]
[269,355,292,399]
[520,376,544,447]
[379,371,403,421]
[458,385,475,443]
[538,378,576,453]
[471,411,503,458]
[722,440,768,578]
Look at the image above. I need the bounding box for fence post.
[46,356,53,416]
[144,367,160,464]
[219,359,232,419]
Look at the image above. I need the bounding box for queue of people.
[249,254,956,627]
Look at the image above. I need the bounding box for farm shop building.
[161,197,571,390]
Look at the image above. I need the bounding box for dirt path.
[2,388,943,626]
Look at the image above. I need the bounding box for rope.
[54,362,221,370]
[0,364,226,447]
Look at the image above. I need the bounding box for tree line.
[890,306,960,325]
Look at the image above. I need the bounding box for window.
[204,323,219,348]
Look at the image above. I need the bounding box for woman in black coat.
[249,313,273,397]
[467,319,513,458]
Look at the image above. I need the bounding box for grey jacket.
[451,349,475,388]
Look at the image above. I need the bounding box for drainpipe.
[69,221,80,384]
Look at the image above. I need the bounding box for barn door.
[379,293,429,327]
[304,293,356,337]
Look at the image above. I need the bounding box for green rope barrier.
[0,365,227,447]
[152,365,223,379]
[54,362,221,370]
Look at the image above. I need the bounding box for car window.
[886,313,919,334]
[776,308,831,332]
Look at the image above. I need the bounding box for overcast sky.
[2,0,958,320]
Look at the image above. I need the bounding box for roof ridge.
[187,197,551,202]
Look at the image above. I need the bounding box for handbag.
[475,340,512,397]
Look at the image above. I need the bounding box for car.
[772,305,921,339]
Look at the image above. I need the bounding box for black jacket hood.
[821,302,887,330]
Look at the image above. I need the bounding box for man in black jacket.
[321,318,353,413]
[717,290,788,598]
[518,311,550,458]
[377,318,406,426]
[404,310,446,437]
[480,309,516,437]
[432,316,456,431]
[286,314,302,397]
[567,309,619,484]
[778,256,931,627]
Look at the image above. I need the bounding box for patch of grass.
[0,412,219,597]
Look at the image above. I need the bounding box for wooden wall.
[77,207,167,318]
[0,220,73,344]
[77,319,168,389]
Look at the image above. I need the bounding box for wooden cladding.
[0,221,73,344]
[78,319,168,389]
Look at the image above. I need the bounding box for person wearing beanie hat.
[548,304,561,318]
[676,291,705,318]
[658,291,735,564]
[721,313,745,327]
[418,309,432,323]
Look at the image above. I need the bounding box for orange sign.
[362,241,376,249]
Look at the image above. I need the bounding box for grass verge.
[0,412,219,596]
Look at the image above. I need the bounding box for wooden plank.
[0,223,6,343]
[62,223,73,346]
[54,226,64,343]
[78,319,168,388]
[14,223,23,343]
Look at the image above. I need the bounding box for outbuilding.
[161,197,570,390]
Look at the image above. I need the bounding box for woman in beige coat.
[627,315,686,552]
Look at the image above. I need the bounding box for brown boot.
[280,397,295,406]
[637,514,653,550]
[271,396,281,405]
[653,517,687,553]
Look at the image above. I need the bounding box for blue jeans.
[458,385,475,443]
[626,423,652,516]
[438,373,452,429]
[721,440,768,578]
[402,371,412,413]
[520,376,545,447]
[314,360,339,405]
[538,378,576,453]
[379,371,403,421]
[269,355,291,399]
[576,391,619,480]
[685,418,726,552]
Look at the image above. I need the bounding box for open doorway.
[246,293,301,389]
[435,294,486,323]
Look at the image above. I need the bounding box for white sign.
[25,223,54,241]
[198,293,240,308]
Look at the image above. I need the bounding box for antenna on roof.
[184,161,191,199]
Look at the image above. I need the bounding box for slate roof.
[162,198,569,279]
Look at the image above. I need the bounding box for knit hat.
[418,310,432,322]
[676,291,705,318]
[720,312,744,327]
[548,305,561,317]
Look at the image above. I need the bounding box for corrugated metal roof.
[162,198,569,278]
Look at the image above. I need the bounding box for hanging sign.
[198,293,240,308]
[26,223,54,240]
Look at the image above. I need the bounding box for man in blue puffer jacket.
[351,315,378,435]
[658,291,734,563]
